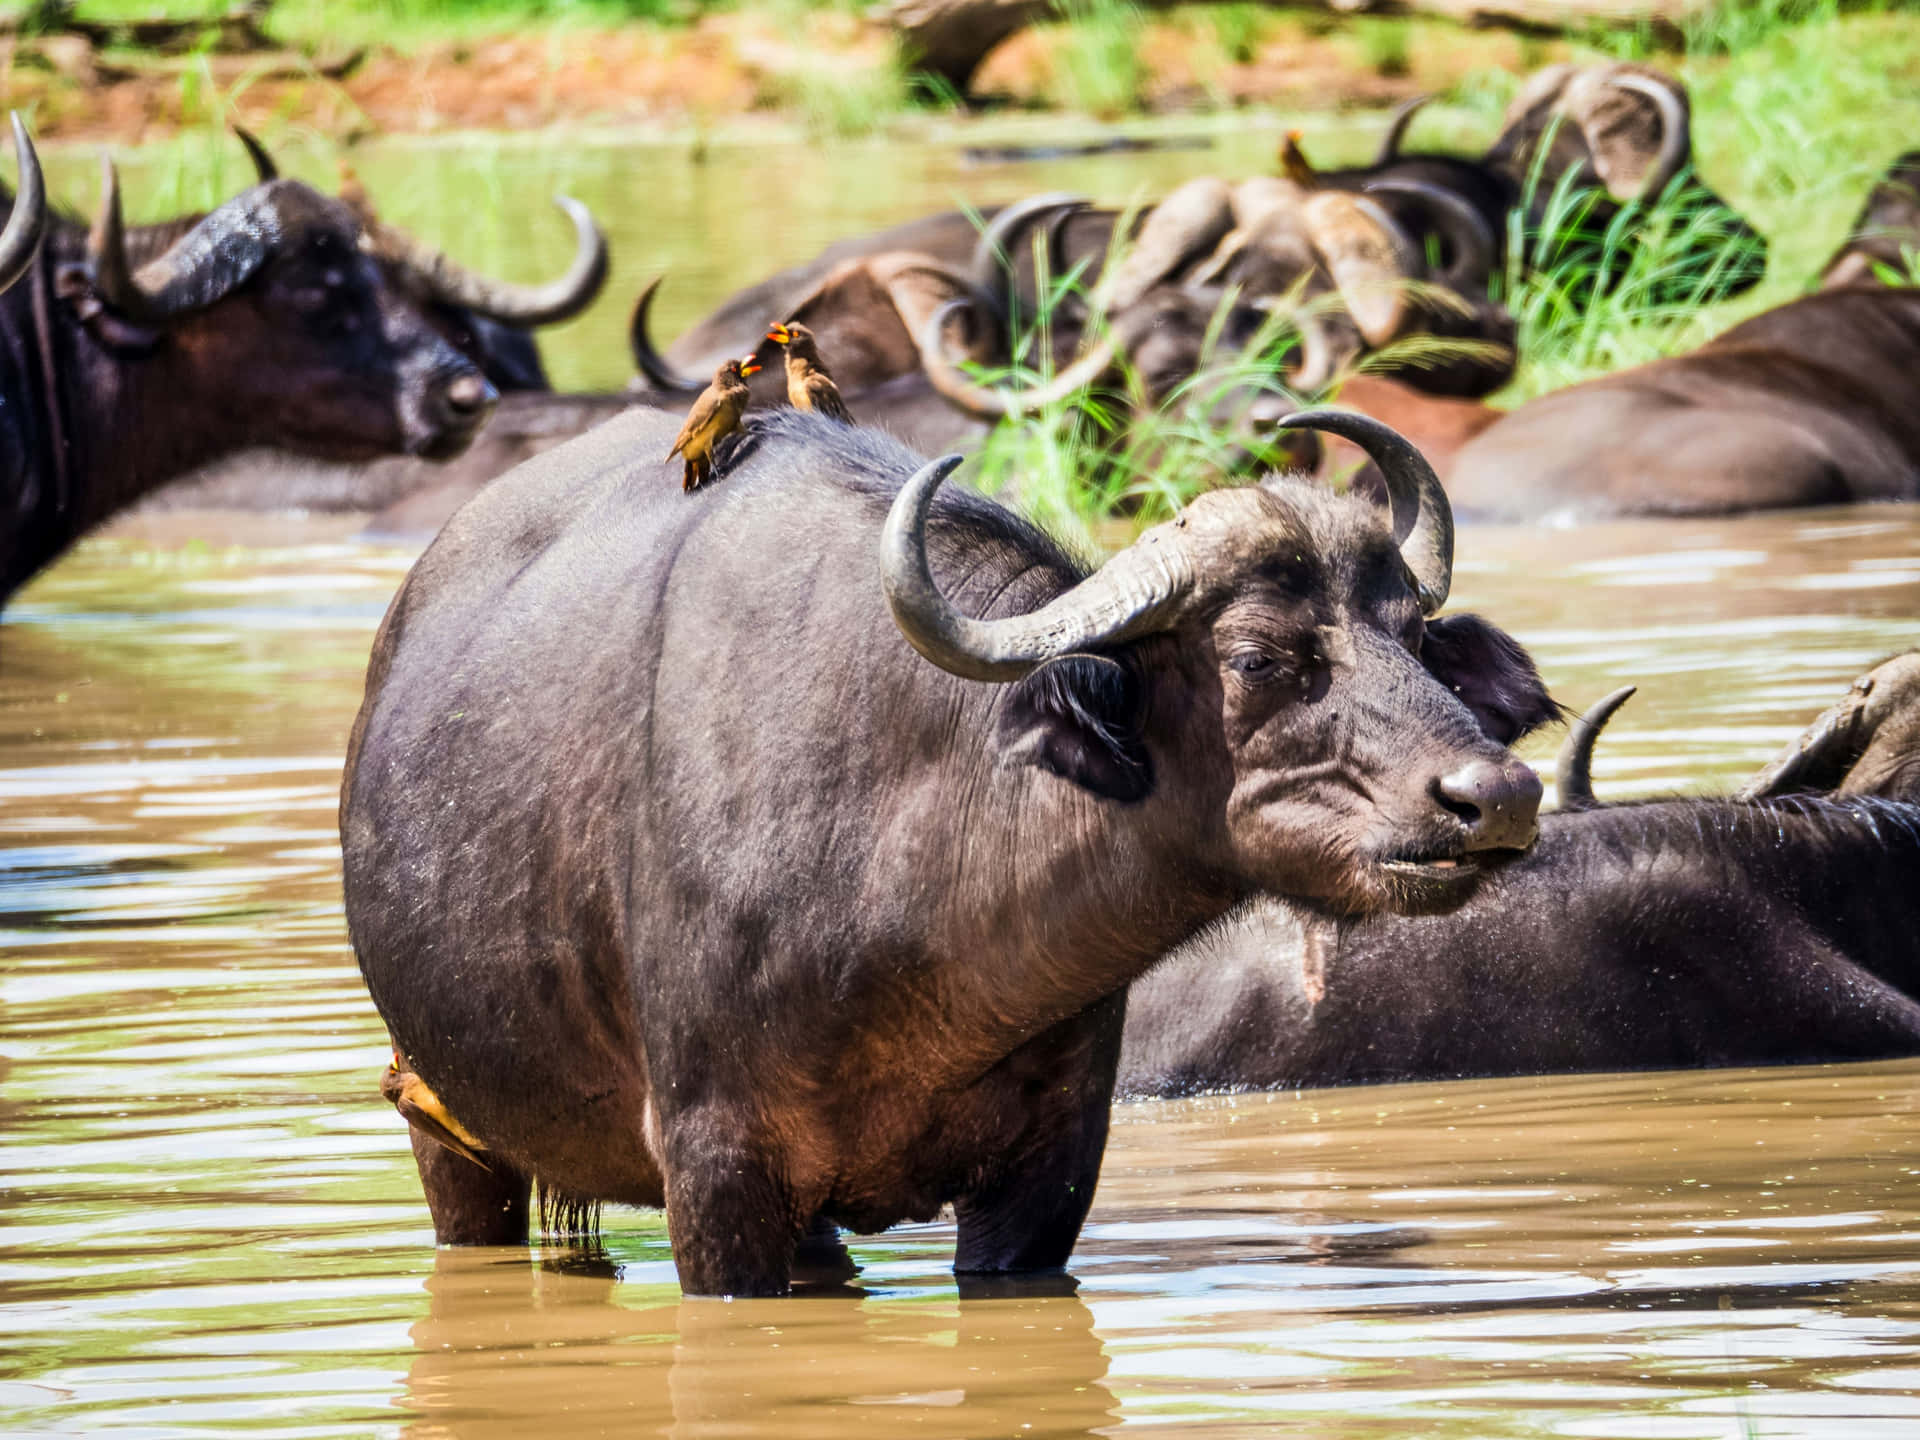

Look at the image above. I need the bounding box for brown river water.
[6,135,1920,1437]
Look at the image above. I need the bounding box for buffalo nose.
[444,373,496,418]
[1433,758,1543,851]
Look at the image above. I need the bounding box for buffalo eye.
[1227,649,1279,681]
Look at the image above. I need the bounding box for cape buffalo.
[140,135,610,519]
[341,408,1548,1295]
[0,146,574,604]
[1446,282,1920,518]
[1302,63,1767,305]
[1118,655,1920,1096]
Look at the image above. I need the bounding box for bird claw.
[712,424,763,478]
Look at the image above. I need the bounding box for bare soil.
[2,12,1566,142]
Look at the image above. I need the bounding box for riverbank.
[0,2,1678,142]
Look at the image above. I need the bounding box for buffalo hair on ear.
[1422,613,1563,745]
[998,653,1153,803]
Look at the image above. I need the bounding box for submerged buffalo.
[1120,655,1920,1097]
[1304,62,1767,304]
[0,143,542,604]
[341,408,1548,1294]
[1446,151,1920,519]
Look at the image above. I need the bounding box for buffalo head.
[883,409,1549,914]
[238,130,604,394]
[59,162,501,462]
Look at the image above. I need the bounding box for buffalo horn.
[1276,407,1453,613]
[1362,178,1496,291]
[371,194,608,326]
[0,114,45,295]
[234,125,278,183]
[1554,685,1636,811]
[1303,191,1418,347]
[917,299,1118,420]
[627,276,707,395]
[1601,73,1689,203]
[882,454,1198,682]
[1375,94,1432,164]
[969,192,1090,311]
[88,158,292,325]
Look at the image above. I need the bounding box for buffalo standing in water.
[341,408,1548,1295]
[1120,655,1920,1096]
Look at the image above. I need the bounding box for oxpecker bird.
[667,356,759,492]
[381,1054,491,1170]
[767,321,854,424]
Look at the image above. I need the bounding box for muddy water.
[3,503,1918,1436]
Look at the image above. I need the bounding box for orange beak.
[766,322,793,345]
[740,358,762,377]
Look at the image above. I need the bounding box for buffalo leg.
[410,1125,532,1246]
[663,1123,803,1297]
[953,994,1123,1275]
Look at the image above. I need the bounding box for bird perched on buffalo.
[667,357,759,492]
[766,320,854,424]
[381,1054,490,1170]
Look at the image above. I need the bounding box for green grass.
[1050,0,1150,120]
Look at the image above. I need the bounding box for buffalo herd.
[3,64,1918,1298]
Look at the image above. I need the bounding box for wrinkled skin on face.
[1134,479,1547,915]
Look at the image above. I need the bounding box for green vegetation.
[1049,0,1151,120]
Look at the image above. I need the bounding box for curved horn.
[882,454,1196,682]
[0,114,45,296]
[1363,178,1496,291]
[233,124,278,183]
[1286,309,1336,392]
[1276,407,1453,613]
[1304,191,1418,347]
[1376,93,1432,164]
[1555,685,1636,811]
[1603,73,1689,203]
[374,195,609,326]
[918,299,1119,421]
[969,192,1090,305]
[89,157,288,325]
[627,276,707,396]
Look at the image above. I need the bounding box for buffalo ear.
[1422,613,1562,745]
[998,653,1153,803]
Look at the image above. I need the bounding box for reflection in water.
[402,1251,1117,1440]
[3,493,1920,1434]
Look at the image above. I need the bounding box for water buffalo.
[1118,655,1920,1097]
[0,145,565,603]
[1303,63,1767,303]
[341,408,1548,1295]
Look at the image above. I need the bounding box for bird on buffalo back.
[767,320,854,424]
[667,356,759,492]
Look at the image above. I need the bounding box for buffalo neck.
[906,699,1243,1085]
